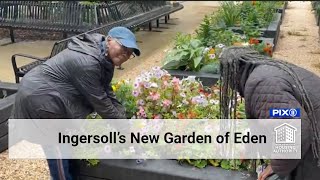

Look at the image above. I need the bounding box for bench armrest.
[11,53,47,63]
[11,53,48,83]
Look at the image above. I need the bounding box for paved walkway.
[273,1,320,76]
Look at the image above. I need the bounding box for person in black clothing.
[219,46,320,180]
[12,26,140,180]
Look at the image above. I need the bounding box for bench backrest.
[0,1,135,31]
[48,1,170,58]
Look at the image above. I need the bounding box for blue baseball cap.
[108,26,141,56]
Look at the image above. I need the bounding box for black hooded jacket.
[238,60,320,180]
[12,33,126,119]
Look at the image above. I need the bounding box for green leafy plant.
[195,14,214,46]
[111,80,137,118]
[217,2,241,27]
[173,32,192,49]
[162,36,205,71]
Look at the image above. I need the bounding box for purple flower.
[191,96,208,106]
[144,82,151,88]
[155,72,163,78]
[152,66,161,71]
[134,82,140,89]
[132,90,140,97]
[136,77,142,82]
[143,77,150,82]
[180,92,186,98]
[138,99,145,106]
[209,54,216,59]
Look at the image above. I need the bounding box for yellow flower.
[112,85,117,92]
[209,48,215,54]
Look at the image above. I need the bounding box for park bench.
[1,1,167,43]
[11,1,184,83]
[0,1,111,42]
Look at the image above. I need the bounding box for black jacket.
[240,61,320,180]
[12,33,126,119]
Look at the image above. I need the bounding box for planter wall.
[71,159,257,180]
[164,69,220,87]
[0,82,18,153]
[277,1,288,24]
[262,13,281,45]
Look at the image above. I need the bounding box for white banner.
[8,119,301,159]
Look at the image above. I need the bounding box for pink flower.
[162,99,172,107]
[172,77,180,84]
[139,106,145,113]
[149,92,160,101]
[138,106,147,118]
[163,81,169,87]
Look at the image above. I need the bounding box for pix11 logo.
[269,108,301,118]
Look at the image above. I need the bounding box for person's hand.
[258,165,274,180]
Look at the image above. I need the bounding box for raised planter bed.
[164,69,220,87]
[0,82,18,153]
[228,13,281,49]
[71,159,257,180]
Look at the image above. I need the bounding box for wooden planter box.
[164,69,220,87]
[0,82,18,153]
[71,159,257,180]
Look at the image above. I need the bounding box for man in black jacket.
[219,46,320,180]
[12,26,140,180]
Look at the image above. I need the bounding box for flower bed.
[111,67,229,120]
[0,82,19,153]
[161,1,285,85]
[68,68,271,179]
